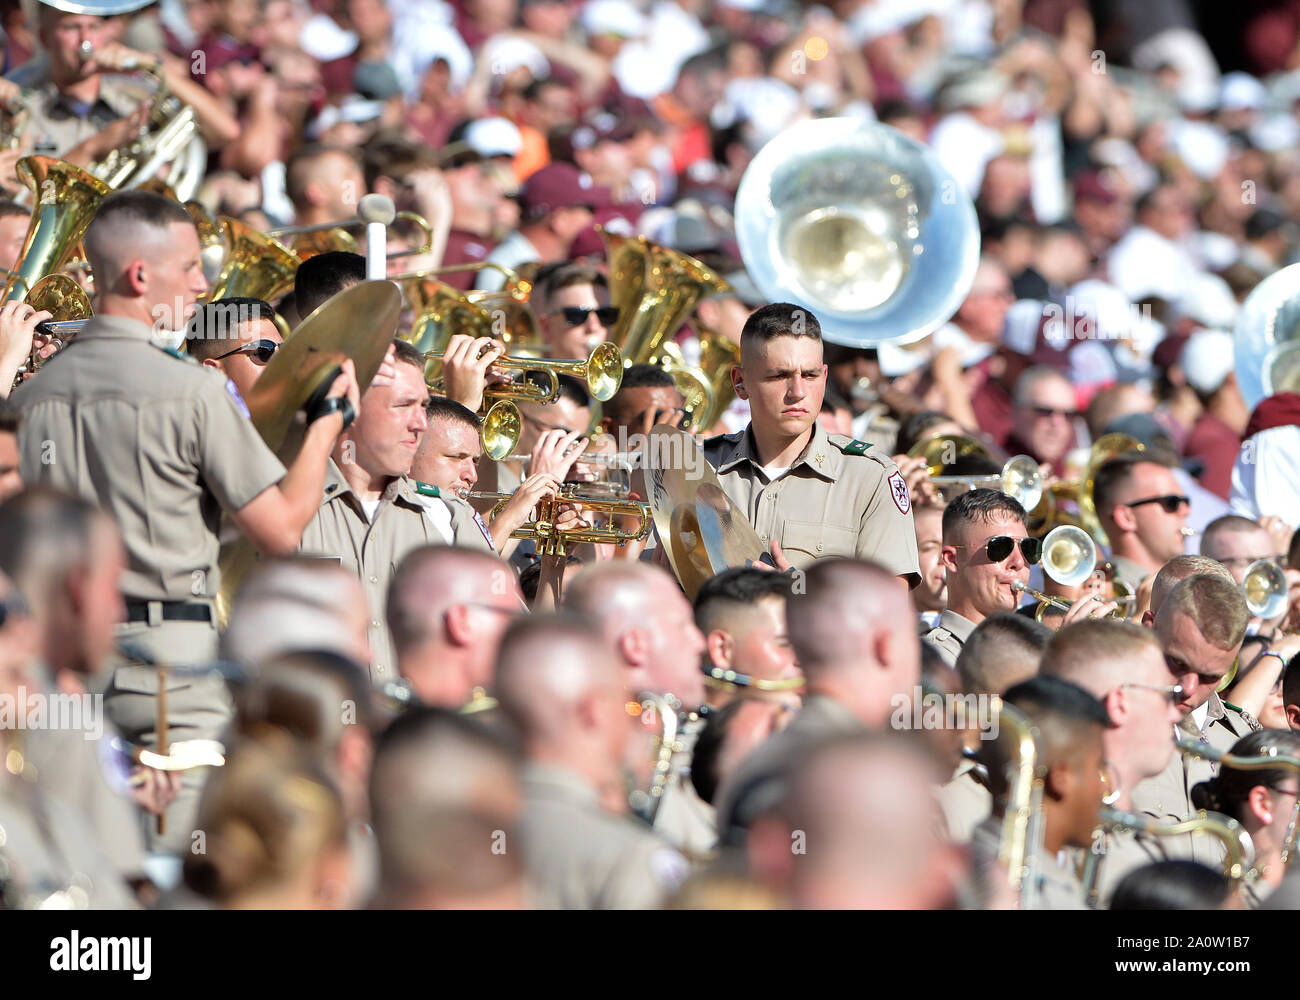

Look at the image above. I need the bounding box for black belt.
[124,600,214,625]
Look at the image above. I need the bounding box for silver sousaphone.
[734,117,981,348]
[1234,262,1300,411]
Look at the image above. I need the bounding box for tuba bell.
[201,217,299,305]
[1232,262,1300,412]
[734,118,980,348]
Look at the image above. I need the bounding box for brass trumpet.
[468,483,652,556]
[424,342,624,406]
[1013,525,1129,622]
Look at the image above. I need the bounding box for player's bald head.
[562,561,675,638]
[786,559,910,674]
[494,615,620,742]
[387,546,515,655]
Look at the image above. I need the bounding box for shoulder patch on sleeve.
[415,481,441,498]
[887,470,911,514]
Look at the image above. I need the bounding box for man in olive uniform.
[15,192,357,851]
[701,303,919,584]
[923,489,1037,667]
[495,615,688,909]
[9,0,237,164]
[298,339,445,682]
[409,396,501,553]
[1130,574,1251,866]
[714,559,920,842]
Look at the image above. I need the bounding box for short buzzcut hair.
[1001,674,1113,769]
[390,339,425,373]
[425,395,480,430]
[294,251,366,317]
[1012,365,1071,408]
[941,488,1027,544]
[186,297,278,361]
[1159,574,1249,653]
[0,486,109,607]
[534,261,607,301]
[0,398,20,435]
[1149,555,1234,616]
[740,302,822,347]
[85,191,195,275]
[1092,452,1160,517]
[1201,515,1270,559]
[694,566,792,635]
[285,143,361,206]
[1041,618,1164,690]
[955,612,1049,696]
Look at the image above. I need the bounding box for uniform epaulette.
[832,437,872,456]
[703,431,740,448]
[414,481,441,498]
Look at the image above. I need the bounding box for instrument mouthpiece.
[358,193,397,227]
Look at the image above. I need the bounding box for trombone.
[467,483,652,557]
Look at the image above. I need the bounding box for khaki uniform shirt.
[938,757,991,844]
[0,771,136,909]
[406,483,497,552]
[298,463,441,682]
[15,315,286,602]
[12,66,150,159]
[1129,693,1248,867]
[1077,825,1165,910]
[519,762,688,910]
[970,814,1087,910]
[651,716,718,861]
[714,694,863,841]
[1111,555,1152,597]
[702,422,920,581]
[922,609,978,669]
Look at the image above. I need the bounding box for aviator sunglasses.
[952,535,1042,564]
[214,339,280,364]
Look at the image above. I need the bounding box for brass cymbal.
[243,279,402,460]
[644,424,764,600]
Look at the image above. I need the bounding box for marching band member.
[703,302,920,581]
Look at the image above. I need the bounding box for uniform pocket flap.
[781,519,856,558]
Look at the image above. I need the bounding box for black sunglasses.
[0,591,28,627]
[554,306,618,327]
[1125,494,1189,514]
[953,535,1042,565]
[214,339,279,364]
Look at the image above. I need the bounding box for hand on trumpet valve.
[491,472,561,542]
[0,300,52,384]
[127,763,181,818]
[530,426,589,481]
[1060,591,1120,625]
[440,334,506,413]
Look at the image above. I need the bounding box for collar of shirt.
[74,314,159,343]
[714,421,841,483]
[938,609,979,643]
[320,460,422,515]
[521,761,602,807]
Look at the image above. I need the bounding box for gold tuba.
[1032,433,1144,545]
[989,696,1047,909]
[600,229,730,428]
[201,217,299,305]
[392,262,539,356]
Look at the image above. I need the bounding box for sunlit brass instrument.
[469,483,652,556]
[628,692,683,824]
[601,229,728,428]
[1081,807,1255,907]
[425,344,624,462]
[1031,433,1144,545]
[1,93,29,152]
[392,261,538,356]
[990,696,1047,909]
[1233,261,1300,412]
[83,48,207,202]
[201,217,299,305]
[688,321,741,432]
[266,209,433,262]
[12,274,94,385]
[1177,735,1300,867]
[909,432,1043,511]
[734,117,980,348]
[1012,524,1129,623]
[1243,559,1289,620]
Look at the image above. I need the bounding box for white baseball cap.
[465,117,523,158]
[1180,328,1236,394]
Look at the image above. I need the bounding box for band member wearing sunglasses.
[925,488,1040,667]
[531,262,618,361]
[186,297,283,415]
[1093,452,1193,595]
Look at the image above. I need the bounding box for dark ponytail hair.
[1190,729,1300,822]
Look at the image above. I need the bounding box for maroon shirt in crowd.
[1184,410,1241,500]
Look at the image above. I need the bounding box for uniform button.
[376,665,385,674]
[371,620,381,629]
[369,576,378,584]
[816,543,823,552]
[760,535,768,543]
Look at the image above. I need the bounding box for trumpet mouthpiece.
[358,193,397,227]
[1181,526,1200,537]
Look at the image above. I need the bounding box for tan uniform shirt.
[702,422,920,581]
[298,463,441,682]
[12,67,150,159]
[1075,825,1165,909]
[970,814,1087,910]
[1129,693,1248,866]
[1111,555,1152,598]
[519,762,688,910]
[407,483,498,553]
[651,716,718,861]
[922,609,978,669]
[15,315,286,603]
[938,757,992,844]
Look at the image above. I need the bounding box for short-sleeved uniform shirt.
[298,463,441,682]
[702,421,920,582]
[11,63,150,159]
[15,315,286,601]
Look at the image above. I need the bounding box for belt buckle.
[147,601,163,628]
